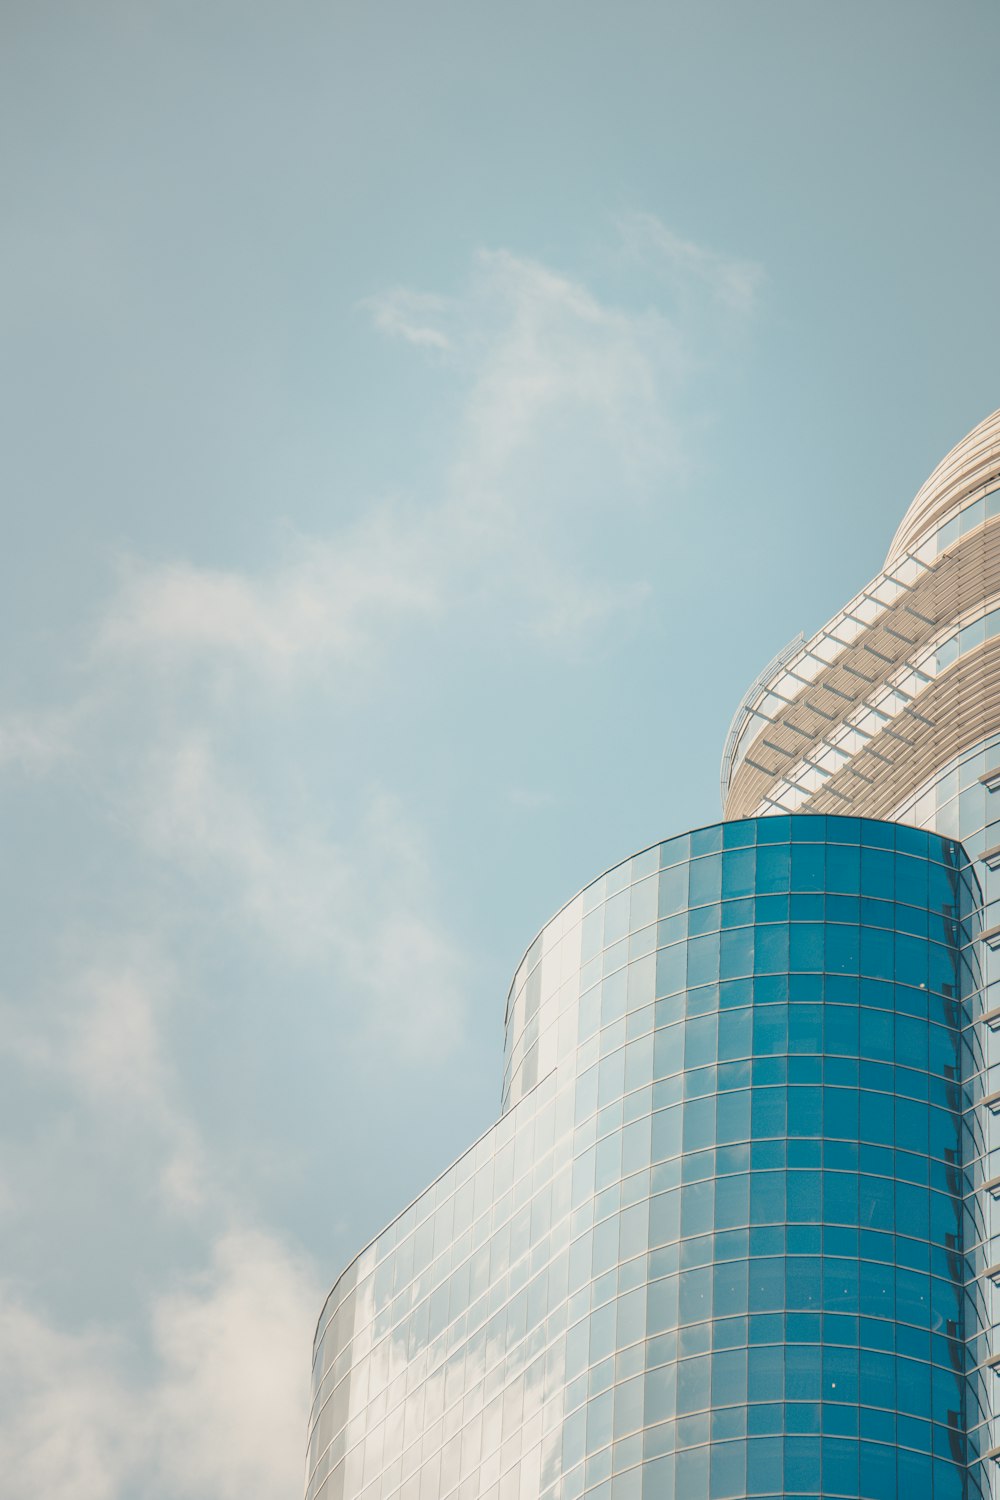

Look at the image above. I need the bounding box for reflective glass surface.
[894,735,1000,1492]
[307,817,981,1500]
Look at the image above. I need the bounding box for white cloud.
[150,1229,320,1500]
[0,1297,138,1500]
[0,952,210,1217]
[68,963,171,1106]
[0,710,72,772]
[0,945,319,1499]
[100,513,442,678]
[137,737,466,1054]
[365,286,454,350]
[98,218,758,678]
[68,962,210,1214]
[453,247,683,496]
[619,212,764,318]
[0,1228,321,1500]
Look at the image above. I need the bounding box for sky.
[2,3,999,1496]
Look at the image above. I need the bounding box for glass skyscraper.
[306,409,1000,1500]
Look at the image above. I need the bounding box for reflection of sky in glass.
[309,817,982,1500]
[893,730,1000,1490]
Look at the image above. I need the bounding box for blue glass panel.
[859,1439,896,1498]
[755,842,791,891]
[752,1008,788,1056]
[860,844,895,898]
[789,921,824,970]
[753,922,789,974]
[722,819,755,849]
[675,1443,709,1494]
[826,842,861,893]
[823,1258,859,1313]
[859,1092,894,1149]
[688,933,720,986]
[784,1433,821,1490]
[746,1434,783,1490]
[721,846,755,898]
[689,902,720,936]
[822,1435,859,1493]
[895,931,929,988]
[691,826,723,858]
[719,924,753,978]
[751,1088,786,1140]
[786,1255,822,1309]
[715,1090,750,1146]
[689,851,722,901]
[793,815,828,842]
[655,944,686,998]
[709,1437,746,1498]
[788,1005,822,1053]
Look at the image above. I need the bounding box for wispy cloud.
[136,737,466,1054]
[454,247,683,493]
[149,1230,320,1500]
[0,710,73,773]
[0,1228,320,1500]
[1,949,210,1216]
[100,218,756,679]
[0,939,319,1499]
[0,1296,137,1500]
[99,513,442,678]
[67,961,209,1213]
[365,286,454,350]
[0,943,317,1496]
[619,212,764,318]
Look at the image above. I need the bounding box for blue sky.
[2,3,999,1496]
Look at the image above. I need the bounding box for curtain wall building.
[306,409,1000,1500]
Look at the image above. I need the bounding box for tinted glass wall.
[892,732,1000,1492]
[307,817,982,1500]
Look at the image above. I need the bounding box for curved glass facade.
[889,732,1000,1490]
[307,816,982,1500]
